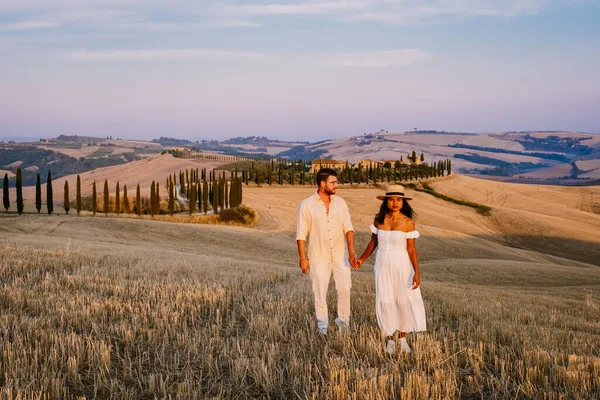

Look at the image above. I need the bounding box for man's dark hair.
[316,168,337,186]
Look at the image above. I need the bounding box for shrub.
[218,205,257,226]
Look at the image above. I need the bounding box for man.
[296,168,357,335]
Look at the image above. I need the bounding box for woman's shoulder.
[370,219,381,234]
[403,218,415,231]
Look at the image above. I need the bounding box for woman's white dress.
[370,224,426,336]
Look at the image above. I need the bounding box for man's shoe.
[318,327,328,335]
[399,338,411,354]
[335,317,349,334]
[386,339,396,355]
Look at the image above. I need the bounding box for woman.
[355,185,426,355]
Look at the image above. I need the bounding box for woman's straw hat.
[376,184,413,200]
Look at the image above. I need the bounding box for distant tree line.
[449,144,570,162]
[454,154,547,176]
[0,147,139,187]
[516,135,593,155]
[276,146,328,160]
[232,155,452,186]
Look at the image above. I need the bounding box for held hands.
[299,258,310,274]
[350,251,363,269]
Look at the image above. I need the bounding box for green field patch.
[411,182,493,215]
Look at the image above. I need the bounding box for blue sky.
[1,0,599,141]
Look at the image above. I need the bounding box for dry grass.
[1,175,599,399]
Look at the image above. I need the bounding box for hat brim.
[376,194,413,201]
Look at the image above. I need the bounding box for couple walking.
[296,168,426,355]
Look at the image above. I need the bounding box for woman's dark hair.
[375,197,415,224]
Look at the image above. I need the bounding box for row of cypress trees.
[167,167,243,216]
[3,167,244,216]
[3,168,54,215]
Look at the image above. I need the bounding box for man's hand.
[352,258,364,269]
[299,258,310,274]
[348,253,357,269]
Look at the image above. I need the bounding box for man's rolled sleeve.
[341,201,354,234]
[296,203,310,241]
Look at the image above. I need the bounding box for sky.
[1,0,599,142]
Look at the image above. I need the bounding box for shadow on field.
[488,233,600,266]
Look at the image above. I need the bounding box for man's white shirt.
[296,192,354,265]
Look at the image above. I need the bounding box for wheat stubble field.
[1,175,599,399]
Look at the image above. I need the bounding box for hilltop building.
[309,158,348,174]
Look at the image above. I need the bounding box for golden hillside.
[1,172,599,398]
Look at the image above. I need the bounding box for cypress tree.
[16,168,24,215]
[103,180,109,215]
[230,177,242,208]
[191,182,196,214]
[76,174,82,215]
[123,185,131,214]
[115,181,120,215]
[187,175,191,201]
[188,183,195,215]
[197,183,201,214]
[46,170,53,215]
[168,179,175,216]
[155,181,160,214]
[447,159,452,175]
[92,181,97,215]
[202,179,209,214]
[219,178,225,211]
[2,173,9,212]
[150,181,155,216]
[63,181,70,215]
[212,179,218,214]
[35,173,42,213]
[136,184,141,215]
[357,163,363,184]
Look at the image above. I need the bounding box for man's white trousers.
[309,262,351,330]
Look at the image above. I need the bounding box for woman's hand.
[411,274,420,289]
[352,258,364,269]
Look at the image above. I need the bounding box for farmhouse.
[309,158,348,174]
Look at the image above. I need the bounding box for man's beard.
[323,187,336,195]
